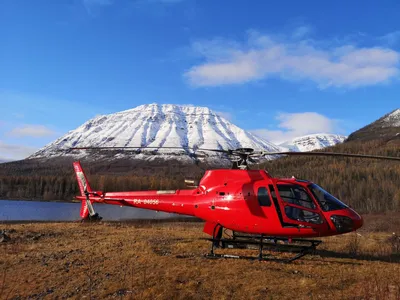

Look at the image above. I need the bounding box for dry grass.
[1,215,400,300]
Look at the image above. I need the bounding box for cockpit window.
[275,184,316,210]
[308,184,348,211]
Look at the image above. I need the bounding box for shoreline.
[0,217,202,224]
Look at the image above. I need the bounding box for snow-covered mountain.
[30,104,282,162]
[279,133,347,152]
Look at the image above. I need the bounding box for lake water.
[0,200,172,221]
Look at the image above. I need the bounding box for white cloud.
[0,141,37,161]
[185,30,400,88]
[251,112,341,144]
[8,125,56,138]
[380,31,400,46]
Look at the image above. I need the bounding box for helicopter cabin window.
[269,185,322,225]
[257,187,272,207]
[284,206,323,224]
[275,184,316,210]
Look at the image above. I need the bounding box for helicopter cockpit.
[269,181,362,233]
[270,184,324,225]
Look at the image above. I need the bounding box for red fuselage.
[76,168,363,238]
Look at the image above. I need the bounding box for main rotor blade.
[258,151,400,161]
[70,146,189,150]
[68,147,400,161]
[69,146,231,154]
[67,147,208,158]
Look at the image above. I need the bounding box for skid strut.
[205,230,322,263]
[209,223,223,256]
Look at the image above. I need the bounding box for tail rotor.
[73,161,102,221]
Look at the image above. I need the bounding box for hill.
[347,109,400,142]
[30,103,281,162]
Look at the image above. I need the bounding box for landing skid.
[205,233,322,263]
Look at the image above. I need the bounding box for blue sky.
[1,0,400,160]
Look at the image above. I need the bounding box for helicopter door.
[270,182,327,228]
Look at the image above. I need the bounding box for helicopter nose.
[329,208,363,233]
[351,210,363,230]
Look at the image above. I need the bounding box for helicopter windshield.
[308,184,348,212]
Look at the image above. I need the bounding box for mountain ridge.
[347,108,400,142]
[279,133,347,152]
[30,104,282,161]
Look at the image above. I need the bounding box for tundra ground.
[1,215,400,300]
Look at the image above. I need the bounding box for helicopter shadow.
[315,249,400,264]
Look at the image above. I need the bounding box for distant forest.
[1,140,400,214]
[0,157,205,201]
[0,173,188,201]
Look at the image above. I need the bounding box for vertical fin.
[73,161,92,195]
[73,161,93,219]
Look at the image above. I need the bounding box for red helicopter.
[71,147,400,262]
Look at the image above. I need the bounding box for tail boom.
[73,161,197,219]
[76,190,196,216]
